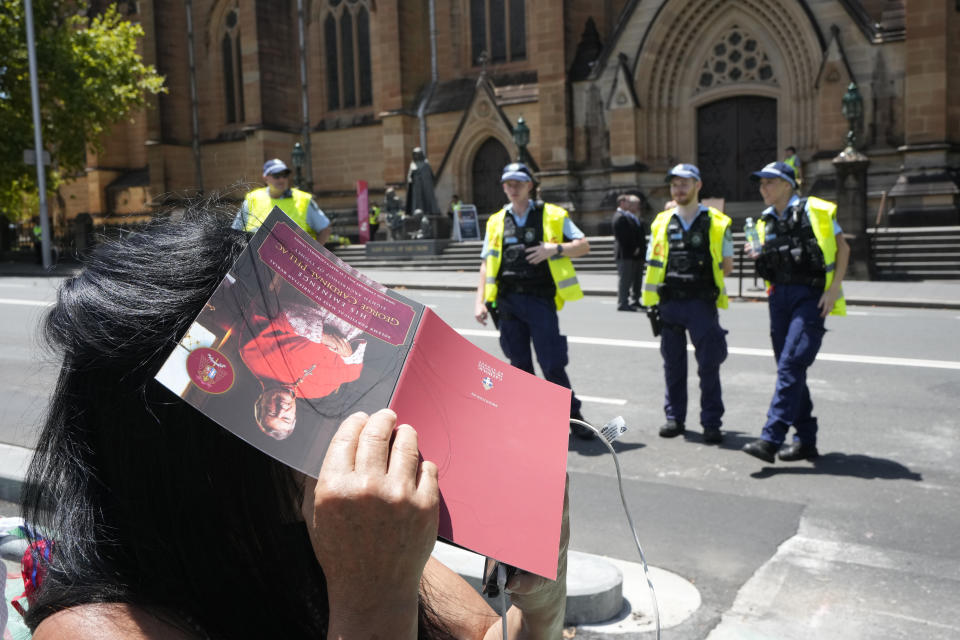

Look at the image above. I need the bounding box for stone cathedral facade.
[59,0,957,236]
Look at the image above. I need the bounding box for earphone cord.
[571,417,661,639]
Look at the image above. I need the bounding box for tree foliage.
[0,1,165,219]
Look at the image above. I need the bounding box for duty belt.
[498,280,556,300]
[657,283,718,302]
[769,273,826,290]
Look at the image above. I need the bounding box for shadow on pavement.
[569,436,645,457]
[749,452,923,481]
[684,429,755,449]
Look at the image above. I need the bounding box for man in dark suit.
[612,193,647,311]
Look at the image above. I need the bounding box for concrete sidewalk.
[353,268,960,310]
[3,258,958,309]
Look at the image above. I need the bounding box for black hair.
[21,206,453,638]
[786,146,797,154]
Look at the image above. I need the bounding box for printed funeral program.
[156,207,570,579]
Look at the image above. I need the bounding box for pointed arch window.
[470,0,525,66]
[324,0,373,111]
[221,7,244,123]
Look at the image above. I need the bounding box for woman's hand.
[302,409,439,639]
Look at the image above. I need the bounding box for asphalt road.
[1,277,959,638]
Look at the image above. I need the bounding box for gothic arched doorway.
[697,96,777,201]
[471,138,511,215]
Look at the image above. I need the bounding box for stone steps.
[868,226,960,279]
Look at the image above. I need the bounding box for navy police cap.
[501,162,534,183]
[750,161,797,188]
[666,163,701,182]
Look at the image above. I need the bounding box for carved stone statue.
[384,187,405,241]
[405,147,439,217]
[414,209,433,239]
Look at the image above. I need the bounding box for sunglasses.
[269,170,292,178]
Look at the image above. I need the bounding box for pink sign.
[357,180,370,244]
[258,222,415,345]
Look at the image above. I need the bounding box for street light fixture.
[841,82,863,149]
[291,141,306,189]
[512,117,530,164]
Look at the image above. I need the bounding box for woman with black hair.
[20,208,567,639]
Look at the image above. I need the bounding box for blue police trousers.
[496,292,582,415]
[761,284,826,446]
[658,298,728,429]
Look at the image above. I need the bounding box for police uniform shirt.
[479,201,585,259]
[644,205,735,261]
[232,189,331,235]
[758,195,842,245]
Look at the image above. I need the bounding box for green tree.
[0,1,165,220]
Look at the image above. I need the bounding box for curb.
[2,265,958,310]
[373,281,960,310]
[0,444,31,504]
[431,542,624,624]
[0,265,82,279]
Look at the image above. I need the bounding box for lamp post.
[24,0,53,269]
[512,117,530,164]
[841,82,863,150]
[834,81,870,278]
[291,142,306,189]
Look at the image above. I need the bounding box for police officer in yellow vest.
[474,162,593,439]
[783,145,802,188]
[741,161,849,464]
[233,159,331,244]
[641,164,734,445]
[369,203,381,239]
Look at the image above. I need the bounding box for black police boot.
[702,427,723,444]
[778,441,819,461]
[658,420,685,438]
[570,410,594,440]
[742,438,778,463]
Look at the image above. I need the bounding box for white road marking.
[414,291,468,298]
[846,310,905,317]
[0,297,52,307]
[813,352,960,370]
[457,329,502,339]
[577,395,627,406]
[455,329,960,370]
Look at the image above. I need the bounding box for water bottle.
[743,217,761,252]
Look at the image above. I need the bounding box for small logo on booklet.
[481,376,494,391]
[187,347,235,394]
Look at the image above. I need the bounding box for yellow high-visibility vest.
[641,206,731,309]
[483,203,583,311]
[757,197,846,316]
[242,187,316,238]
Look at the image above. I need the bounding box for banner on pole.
[357,180,370,244]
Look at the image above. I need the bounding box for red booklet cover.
[156,207,569,579]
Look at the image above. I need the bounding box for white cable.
[571,417,661,639]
